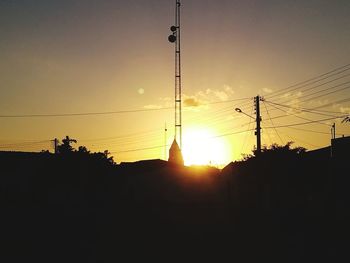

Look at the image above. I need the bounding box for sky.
[1,0,350,166]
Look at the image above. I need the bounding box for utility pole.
[235,95,262,156]
[53,138,59,154]
[331,123,336,158]
[164,123,168,160]
[255,96,262,155]
[331,123,336,140]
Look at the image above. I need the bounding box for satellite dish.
[170,26,177,32]
[168,35,176,43]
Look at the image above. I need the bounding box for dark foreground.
[0,150,349,262]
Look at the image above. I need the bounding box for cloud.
[285,99,303,115]
[182,85,237,108]
[184,97,200,107]
[201,86,234,102]
[224,84,235,95]
[144,84,237,111]
[281,92,291,98]
[306,99,329,108]
[281,91,303,99]
[214,90,229,101]
[262,88,273,93]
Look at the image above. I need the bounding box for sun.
[181,128,230,167]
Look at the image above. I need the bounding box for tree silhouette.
[93,150,115,165]
[57,136,77,154]
[78,145,90,154]
[246,141,306,160]
[342,116,350,123]
[55,135,115,164]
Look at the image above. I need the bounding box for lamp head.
[168,34,176,43]
[170,26,177,32]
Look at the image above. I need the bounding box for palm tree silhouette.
[341,116,350,123]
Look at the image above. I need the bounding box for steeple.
[168,139,184,165]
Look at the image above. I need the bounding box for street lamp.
[235,108,254,119]
[235,104,262,155]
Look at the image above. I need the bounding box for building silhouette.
[331,135,350,158]
[304,135,350,160]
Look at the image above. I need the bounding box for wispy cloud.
[187,84,236,106]
[224,84,235,95]
[144,84,237,110]
[213,90,229,101]
[281,91,303,100]
[305,99,330,108]
[262,88,273,93]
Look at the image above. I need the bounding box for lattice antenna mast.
[168,0,182,149]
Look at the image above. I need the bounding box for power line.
[261,124,273,146]
[0,107,173,118]
[0,140,50,147]
[289,77,350,99]
[240,107,254,154]
[267,72,350,102]
[279,131,321,149]
[297,85,350,105]
[262,100,284,144]
[265,100,332,127]
[110,128,255,154]
[262,98,350,125]
[282,126,349,136]
[312,97,350,110]
[0,97,251,118]
[264,100,343,116]
[259,69,350,118]
[210,128,256,139]
[78,104,253,146]
[275,79,350,105]
[265,63,350,99]
[80,106,249,145]
[265,80,350,116]
[264,115,348,129]
[110,144,168,154]
[79,129,162,142]
[82,121,256,154]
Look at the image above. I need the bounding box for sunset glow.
[2,2,349,260]
[0,1,349,166]
[182,128,230,166]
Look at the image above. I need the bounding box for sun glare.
[182,128,230,167]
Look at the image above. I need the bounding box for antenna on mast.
[164,122,168,160]
[168,0,182,150]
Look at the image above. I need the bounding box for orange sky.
[1,1,350,166]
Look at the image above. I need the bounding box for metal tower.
[168,0,182,149]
